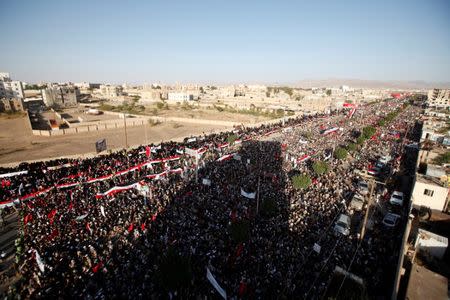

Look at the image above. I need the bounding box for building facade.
[412,175,449,211]
[0,72,24,99]
[167,92,194,102]
[99,85,123,98]
[42,85,79,108]
[427,89,450,108]
[0,98,24,112]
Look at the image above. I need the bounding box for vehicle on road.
[350,194,365,212]
[368,166,381,176]
[389,191,404,206]
[382,213,401,228]
[357,180,369,195]
[334,214,351,236]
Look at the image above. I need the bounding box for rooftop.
[406,263,448,300]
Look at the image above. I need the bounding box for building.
[0,72,24,99]
[412,173,449,211]
[167,92,194,102]
[42,85,79,108]
[0,98,24,112]
[99,85,123,98]
[427,89,450,108]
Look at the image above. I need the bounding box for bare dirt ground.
[0,116,229,165]
[139,103,272,123]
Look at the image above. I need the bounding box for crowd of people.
[0,100,422,299]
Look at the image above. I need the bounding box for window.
[424,189,434,197]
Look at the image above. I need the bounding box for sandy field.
[151,107,271,123]
[0,115,230,166]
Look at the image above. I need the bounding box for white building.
[42,85,79,108]
[427,89,450,108]
[99,85,123,98]
[0,72,24,99]
[167,92,194,102]
[412,174,449,211]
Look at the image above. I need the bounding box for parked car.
[357,180,369,195]
[334,214,351,236]
[382,213,401,228]
[368,166,381,176]
[350,194,365,212]
[378,155,392,165]
[389,191,404,206]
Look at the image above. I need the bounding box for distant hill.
[294,78,450,90]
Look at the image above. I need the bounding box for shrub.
[346,143,357,152]
[227,134,238,145]
[292,174,311,189]
[156,102,165,109]
[362,126,376,139]
[334,147,348,160]
[148,119,161,127]
[312,160,330,175]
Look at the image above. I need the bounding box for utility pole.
[123,113,128,149]
[360,178,375,240]
[358,172,386,241]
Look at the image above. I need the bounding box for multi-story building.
[42,85,79,108]
[412,172,449,211]
[167,92,194,102]
[0,72,24,99]
[427,89,450,108]
[99,85,123,98]
[0,98,25,112]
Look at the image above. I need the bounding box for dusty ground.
[0,116,230,165]
[152,107,271,123]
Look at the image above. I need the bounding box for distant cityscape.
[1,71,449,116]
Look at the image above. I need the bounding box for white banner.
[206,267,227,300]
[241,188,256,199]
[100,206,106,217]
[202,178,211,186]
[75,213,89,221]
[0,170,28,178]
[35,249,45,273]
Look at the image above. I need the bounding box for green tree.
[334,147,348,160]
[326,89,332,96]
[433,152,450,166]
[227,133,238,145]
[356,136,365,145]
[312,160,330,175]
[362,126,376,139]
[156,102,165,109]
[346,143,357,152]
[229,220,250,243]
[291,174,311,189]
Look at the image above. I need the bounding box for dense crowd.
[0,100,422,299]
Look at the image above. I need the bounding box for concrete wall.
[412,180,449,211]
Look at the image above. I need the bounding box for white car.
[378,155,392,165]
[357,180,369,195]
[350,194,365,211]
[334,214,351,236]
[389,191,404,206]
[382,213,401,228]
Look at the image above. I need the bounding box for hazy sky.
[1,0,449,84]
